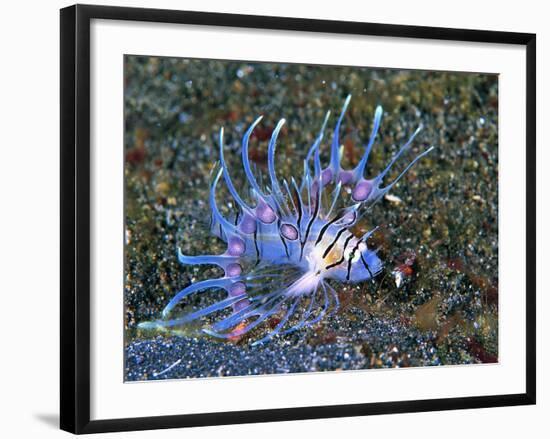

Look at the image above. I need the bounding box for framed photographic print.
[60,4,536,434]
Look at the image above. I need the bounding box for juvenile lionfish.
[139,95,433,345]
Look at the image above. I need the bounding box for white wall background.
[0,0,546,437]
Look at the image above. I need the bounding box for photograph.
[123,56,499,381]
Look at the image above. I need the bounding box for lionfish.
[139,95,433,345]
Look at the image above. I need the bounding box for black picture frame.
[60,3,536,434]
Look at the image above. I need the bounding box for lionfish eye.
[344,248,360,263]
[345,242,367,263]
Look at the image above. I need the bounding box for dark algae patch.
[124,56,498,380]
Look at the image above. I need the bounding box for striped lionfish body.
[139,95,433,345]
